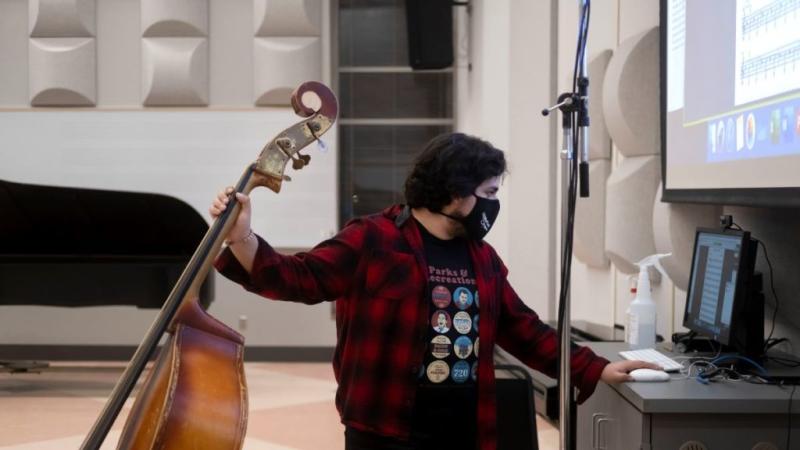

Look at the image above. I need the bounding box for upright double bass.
[81,81,338,450]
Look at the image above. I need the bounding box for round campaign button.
[473,314,479,333]
[474,337,479,358]
[471,361,478,381]
[451,360,470,384]
[453,311,472,334]
[427,360,450,384]
[431,310,451,334]
[453,287,474,310]
[454,336,473,359]
[430,335,452,359]
[432,285,451,308]
[474,290,479,307]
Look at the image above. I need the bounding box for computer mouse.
[628,368,670,382]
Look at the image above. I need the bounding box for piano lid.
[0,179,213,308]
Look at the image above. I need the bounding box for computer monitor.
[683,228,758,347]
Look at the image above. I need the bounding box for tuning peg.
[275,137,308,170]
[308,121,322,133]
[276,137,293,149]
[291,152,311,170]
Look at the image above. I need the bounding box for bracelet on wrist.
[227,229,255,247]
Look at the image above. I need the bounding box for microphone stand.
[541,1,590,449]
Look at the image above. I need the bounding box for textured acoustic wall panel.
[142,38,208,106]
[605,155,660,274]
[29,0,95,37]
[254,37,321,106]
[140,0,209,106]
[252,0,321,106]
[5,0,328,108]
[141,0,208,37]
[574,159,611,267]
[652,184,722,290]
[29,38,96,106]
[588,50,612,161]
[602,27,659,157]
[254,0,321,37]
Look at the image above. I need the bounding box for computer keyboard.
[618,348,683,373]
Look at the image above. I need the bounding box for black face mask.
[440,195,500,240]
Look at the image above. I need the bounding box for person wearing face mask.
[210,132,657,450]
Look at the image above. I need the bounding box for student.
[210,132,655,450]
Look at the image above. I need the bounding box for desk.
[579,342,800,450]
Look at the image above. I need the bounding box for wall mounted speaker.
[405,0,453,70]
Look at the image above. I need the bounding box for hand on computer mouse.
[601,360,662,383]
[628,368,670,382]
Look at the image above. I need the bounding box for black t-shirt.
[411,219,478,443]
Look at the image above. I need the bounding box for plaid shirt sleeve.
[213,218,367,304]
[493,253,609,403]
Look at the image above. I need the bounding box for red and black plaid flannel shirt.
[214,204,609,450]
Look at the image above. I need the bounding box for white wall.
[462,0,670,332]
[457,0,676,338]
[557,0,621,334]
[2,0,559,350]
[553,0,684,341]
[550,0,800,353]
[0,110,340,346]
[12,0,786,354]
[457,0,511,262]
[0,0,338,348]
[457,0,556,319]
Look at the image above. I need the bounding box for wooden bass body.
[118,298,247,450]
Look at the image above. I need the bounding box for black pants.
[345,386,478,450]
[344,426,478,450]
[344,427,415,450]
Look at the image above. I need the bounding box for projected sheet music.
[735,0,800,105]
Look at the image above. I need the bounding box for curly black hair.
[404,132,506,211]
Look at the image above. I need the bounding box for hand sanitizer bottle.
[626,253,670,349]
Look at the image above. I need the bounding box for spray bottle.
[626,253,671,349]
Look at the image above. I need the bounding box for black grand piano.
[0,179,213,370]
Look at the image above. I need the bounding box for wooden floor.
[0,361,558,449]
